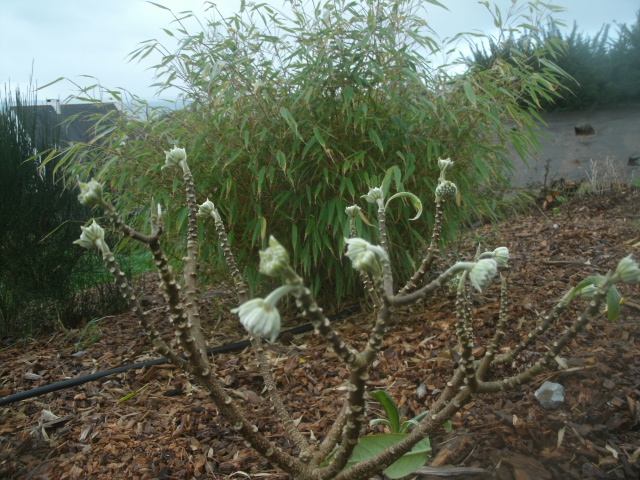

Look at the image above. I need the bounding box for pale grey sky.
[1,0,637,103]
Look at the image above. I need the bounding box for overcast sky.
[1,0,638,103]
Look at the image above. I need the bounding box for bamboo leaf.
[463,81,476,106]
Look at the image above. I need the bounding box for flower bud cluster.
[344,237,388,277]
[197,199,221,222]
[74,220,109,255]
[435,158,458,202]
[77,179,104,207]
[259,236,290,277]
[362,187,385,208]
[435,181,458,201]
[164,146,187,169]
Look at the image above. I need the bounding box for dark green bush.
[467,10,640,111]
[0,88,127,336]
[48,0,566,301]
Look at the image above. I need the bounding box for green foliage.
[345,434,431,479]
[0,87,127,336]
[342,390,453,478]
[467,10,640,111]
[49,0,566,300]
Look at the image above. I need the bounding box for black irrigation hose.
[0,307,359,407]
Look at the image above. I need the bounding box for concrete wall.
[509,104,640,187]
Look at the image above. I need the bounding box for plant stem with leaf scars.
[490,292,571,366]
[389,262,475,307]
[211,206,247,301]
[195,369,305,476]
[210,207,310,457]
[455,275,478,392]
[279,266,369,476]
[474,284,609,394]
[476,275,509,380]
[376,206,394,295]
[101,242,188,370]
[314,402,348,464]
[180,162,207,356]
[397,197,445,296]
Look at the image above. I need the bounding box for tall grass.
[46,0,567,301]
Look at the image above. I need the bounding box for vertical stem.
[397,198,445,296]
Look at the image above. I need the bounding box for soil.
[1,187,639,480]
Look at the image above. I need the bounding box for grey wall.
[509,104,640,187]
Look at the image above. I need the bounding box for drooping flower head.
[492,247,510,268]
[469,258,498,292]
[615,255,640,284]
[231,285,298,342]
[344,237,388,276]
[345,205,361,218]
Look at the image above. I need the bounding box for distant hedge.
[466,11,640,111]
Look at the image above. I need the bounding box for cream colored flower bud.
[615,255,640,284]
[493,247,509,268]
[164,146,187,169]
[362,187,385,208]
[469,259,498,292]
[259,236,290,277]
[345,205,361,218]
[74,220,106,251]
[579,284,598,300]
[344,237,388,276]
[197,199,221,222]
[77,179,103,206]
[231,285,298,342]
[438,158,454,172]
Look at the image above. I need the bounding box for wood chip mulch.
[1,188,639,480]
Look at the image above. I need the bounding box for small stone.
[534,381,565,410]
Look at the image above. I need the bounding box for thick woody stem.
[195,371,304,476]
[376,207,394,295]
[455,280,478,392]
[474,287,608,394]
[334,386,473,480]
[212,208,247,301]
[317,359,370,479]
[397,198,445,296]
[148,238,208,374]
[251,336,312,457]
[102,249,188,370]
[389,263,474,308]
[211,211,307,455]
[279,267,370,476]
[477,275,509,380]
[314,403,348,464]
[362,300,392,364]
[101,200,159,245]
[491,293,570,366]
[181,163,206,354]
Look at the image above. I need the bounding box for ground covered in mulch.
[1,188,639,480]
